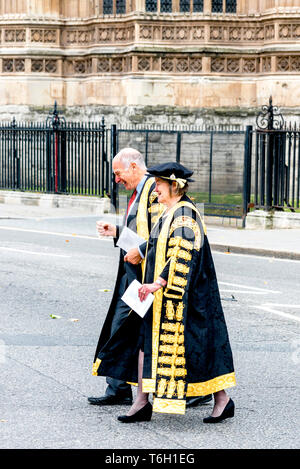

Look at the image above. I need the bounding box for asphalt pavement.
[1,200,300,260]
[0,201,299,450]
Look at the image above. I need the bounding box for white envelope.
[121,280,154,318]
[116,226,146,253]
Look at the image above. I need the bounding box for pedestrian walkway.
[207,226,300,260]
[1,197,300,260]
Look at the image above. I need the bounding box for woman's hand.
[138,283,161,302]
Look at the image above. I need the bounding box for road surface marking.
[0,225,104,241]
[255,304,300,323]
[219,281,280,294]
[213,250,300,263]
[219,289,276,295]
[0,246,70,258]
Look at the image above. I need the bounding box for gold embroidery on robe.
[159,344,185,355]
[157,367,187,377]
[142,372,236,397]
[169,217,202,251]
[169,236,193,251]
[158,356,186,366]
[160,334,185,344]
[186,372,236,397]
[153,398,186,415]
[162,322,184,333]
[177,380,186,399]
[176,302,184,321]
[172,276,187,288]
[136,177,156,276]
[167,248,192,261]
[165,300,175,320]
[157,378,167,397]
[166,379,177,398]
[175,263,189,275]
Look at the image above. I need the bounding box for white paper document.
[121,280,154,318]
[116,226,146,252]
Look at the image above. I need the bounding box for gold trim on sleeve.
[169,236,193,251]
[167,248,192,261]
[172,276,188,288]
[169,216,203,251]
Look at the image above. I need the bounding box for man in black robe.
[88,148,159,406]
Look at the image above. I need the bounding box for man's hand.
[124,247,142,265]
[96,221,116,238]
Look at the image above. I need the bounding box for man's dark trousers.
[104,270,132,399]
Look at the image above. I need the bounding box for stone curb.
[210,243,300,261]
[0,190,111,214]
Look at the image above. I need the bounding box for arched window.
[145,0,158,12]
[160,0,172,12]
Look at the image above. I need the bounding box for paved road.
[0,216,299,449]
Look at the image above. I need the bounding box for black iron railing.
[249,97,300,211]
[0,103,109,197]
[1,99,298,220]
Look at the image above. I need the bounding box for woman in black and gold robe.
[96,162,236,423]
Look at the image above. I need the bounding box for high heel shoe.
[117,402,152,423]
[203,398,235,423]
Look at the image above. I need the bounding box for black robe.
[92,176,163,375]
[94,195,236,415]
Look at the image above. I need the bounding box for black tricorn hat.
[146,162,194,186]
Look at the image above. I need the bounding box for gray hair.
[113,148,146,170]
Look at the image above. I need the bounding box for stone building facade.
[0,0,300,126]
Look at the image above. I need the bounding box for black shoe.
[186,394,213,408]
[117,402,152,423]
[203,398,235,423]
[88,395,132,406]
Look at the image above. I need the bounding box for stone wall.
[117,126,246,194]
[0,1,300,115]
